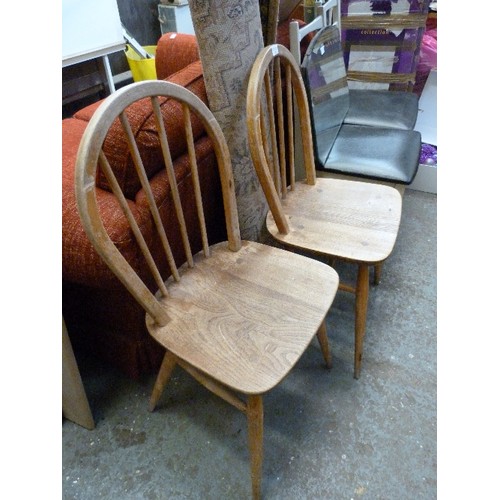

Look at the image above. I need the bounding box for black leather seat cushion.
[321,124,422,184]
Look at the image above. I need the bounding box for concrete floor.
[62,188,437,499]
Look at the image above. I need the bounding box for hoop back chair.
[289,15,419,131]
[74,80,339,499]
[246,44,402,379]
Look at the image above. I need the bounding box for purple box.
[341,0,429,16]
[340,0,430,91]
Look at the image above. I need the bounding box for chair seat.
[321,125,422,185]
[265,178,402,263]
[146,240,339,395]
[345,89,419,130]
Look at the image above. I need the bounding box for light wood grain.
[147,241,338,395]
[266,178,401,264]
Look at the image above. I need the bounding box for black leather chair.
[302,24,421,184]
[289,14,419,131]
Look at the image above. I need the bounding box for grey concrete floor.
[62,188,437,499]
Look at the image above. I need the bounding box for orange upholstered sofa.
[62,33,226,379]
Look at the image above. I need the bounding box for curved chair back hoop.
[75,80,241,326]
[246,44,317,235]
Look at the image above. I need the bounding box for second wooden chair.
[246,44,403,379]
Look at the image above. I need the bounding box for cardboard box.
[340,0,430,91]
[341,0,429,16]
[411,68,437,194]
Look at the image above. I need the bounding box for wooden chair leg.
[149,351,177,412]
[354,263,370,379]
[247,395,264,500]
[373,262,383,285]
[316,319,332,369]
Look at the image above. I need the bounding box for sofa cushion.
[74,60,207,199]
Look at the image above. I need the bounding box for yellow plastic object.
[125,45,157,82]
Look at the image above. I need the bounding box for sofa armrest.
[155,32,200,80]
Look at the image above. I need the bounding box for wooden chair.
[74,80,339,499]
[246,44,403,379]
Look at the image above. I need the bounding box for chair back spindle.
[247,45,318,235]
[76,81,241,326]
